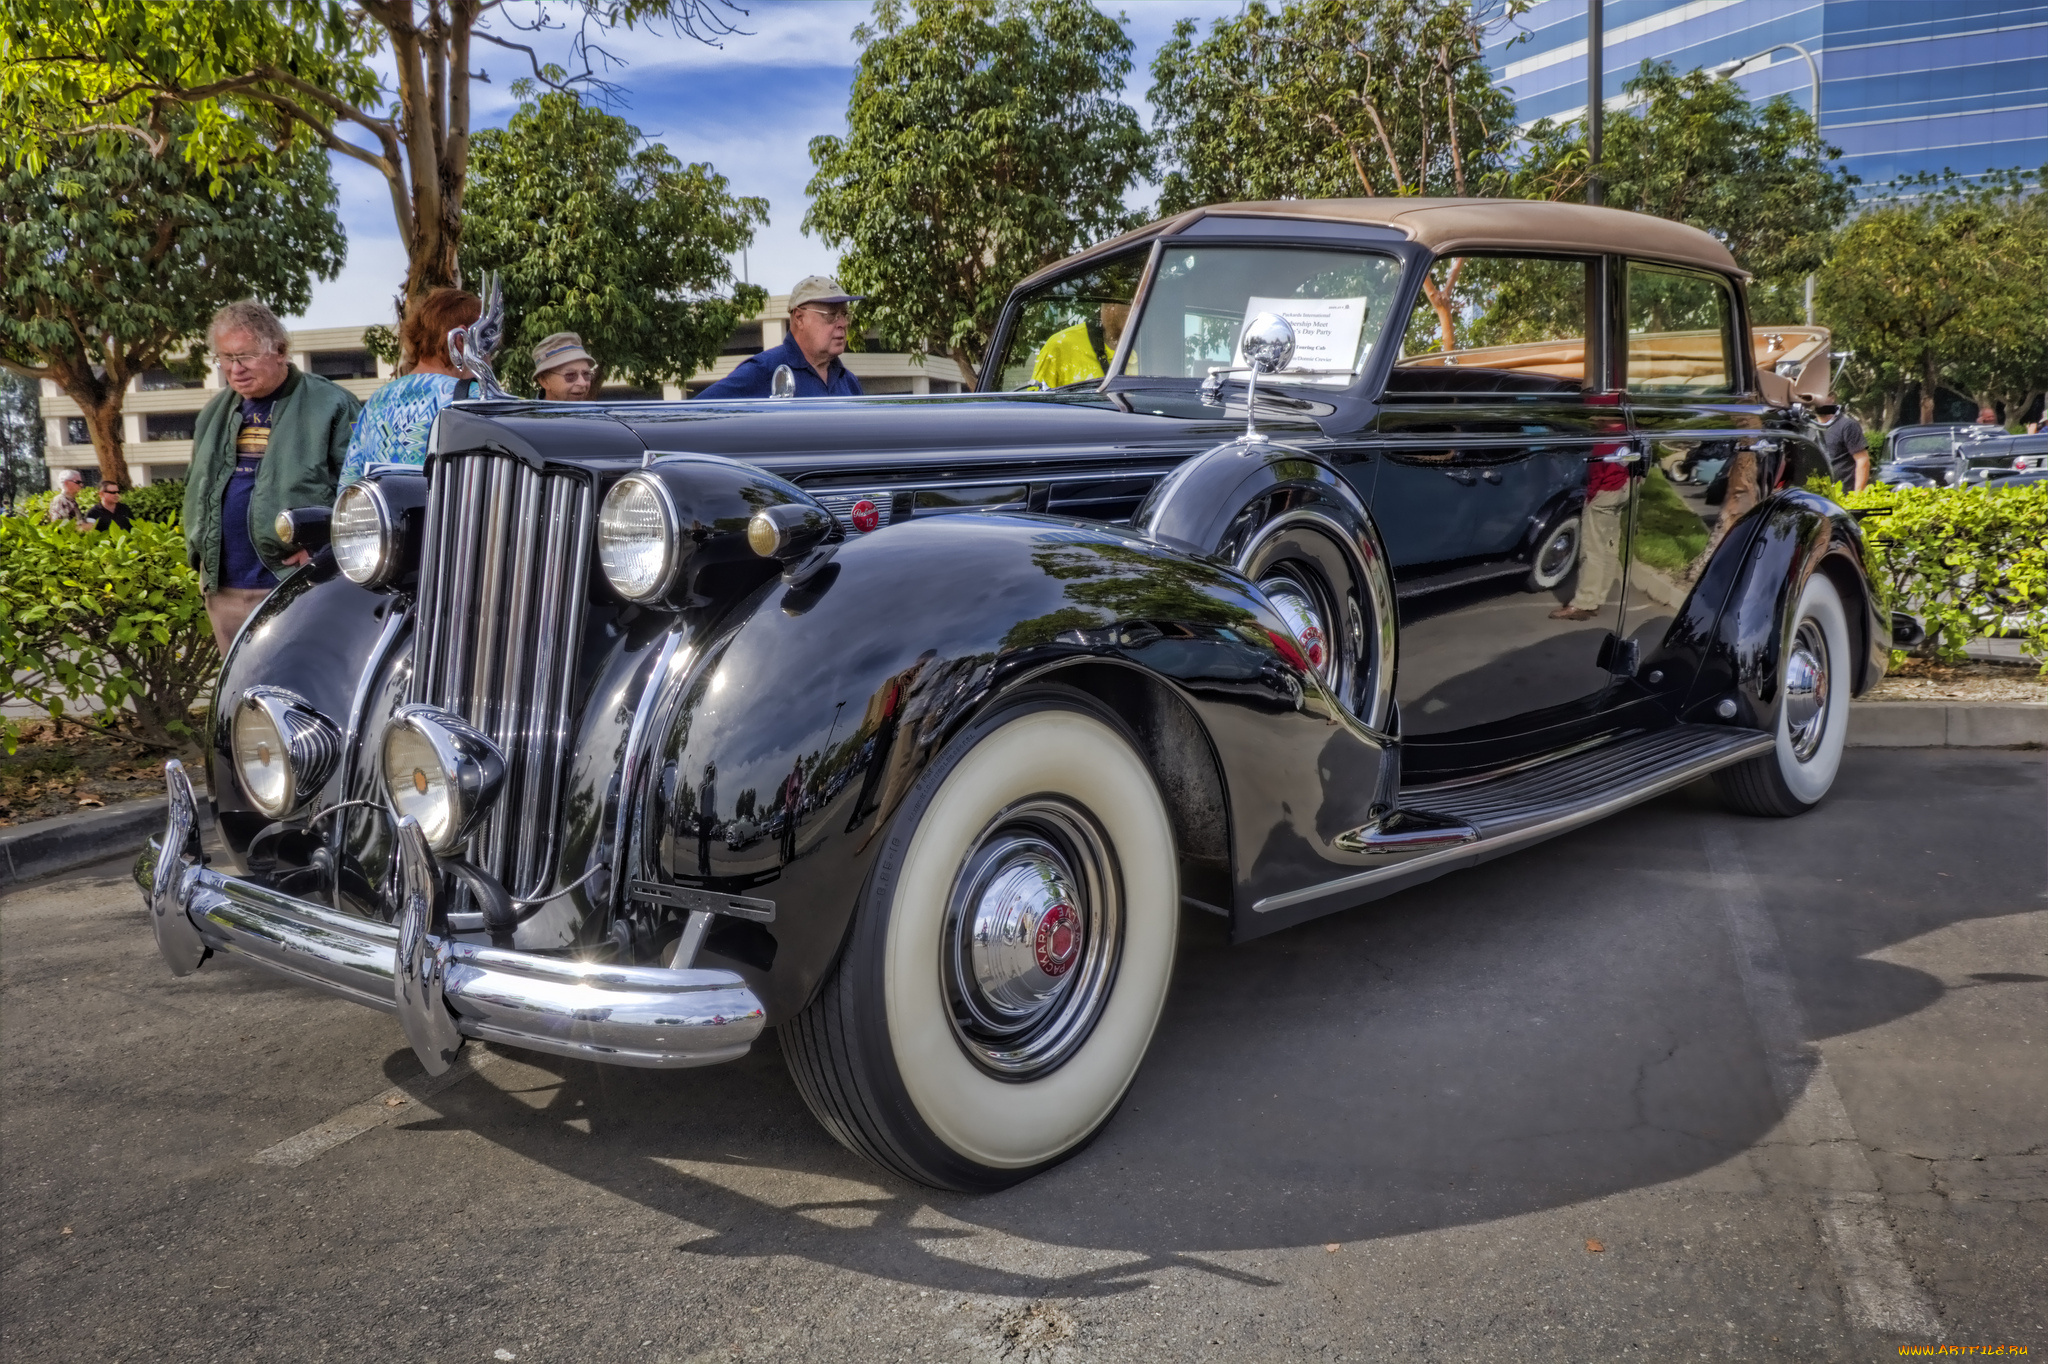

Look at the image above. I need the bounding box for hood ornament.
[447,271,510,400]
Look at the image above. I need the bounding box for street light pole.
[1586,0,1603,207]
[1712,41,1823,324]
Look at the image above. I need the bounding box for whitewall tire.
[782,688,1178,1190]
[1716,571,1852,817]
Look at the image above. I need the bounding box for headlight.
[331,481,395,585]
[597,474,680,602]
[380,705,506,854]
[231,688,340,819]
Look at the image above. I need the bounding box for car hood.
[608,388,1310,476]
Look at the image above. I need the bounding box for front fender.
[631,514,1394,1020]
[1674,489,1884,731]
[208,558,398,869]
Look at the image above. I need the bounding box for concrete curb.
[1848,701,2048,749]
[1,795,167,891]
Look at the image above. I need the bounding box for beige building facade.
[39,297,974,487]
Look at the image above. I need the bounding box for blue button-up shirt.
[696,333,863,400]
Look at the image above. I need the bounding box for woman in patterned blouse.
[339,288,489,485]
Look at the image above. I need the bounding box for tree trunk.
[1920,348,1940,425]
[1880,386,1905,433]
[74,388,133,489]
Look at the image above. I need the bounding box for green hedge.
[0,513,215,752]
[1822,478,2048,669]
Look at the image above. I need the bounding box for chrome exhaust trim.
[143,763,765,1071]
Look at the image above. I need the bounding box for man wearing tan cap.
[533,332,597,400]
[697,275,865,399]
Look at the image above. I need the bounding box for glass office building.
[1487,1,2048,191]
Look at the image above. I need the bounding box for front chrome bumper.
[143,761,764,1072]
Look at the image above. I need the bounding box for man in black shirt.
[1815,397,1869,490]
[86,481,133,532]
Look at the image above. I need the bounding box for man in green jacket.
[184,300,361,656]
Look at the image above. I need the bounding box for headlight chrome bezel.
[331,479,398,586]
[379,704,507,854]
[231,686,341,819]
[597,472,683,603]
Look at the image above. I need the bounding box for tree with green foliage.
[462,86,766,396]
[1512,61,1855,318]
[0,371,43,514]
[1149,0,1523,213]
[2,0,747,315]
[1819,173,2046,426]
[0,133,343,488]
[805,0,1151,376]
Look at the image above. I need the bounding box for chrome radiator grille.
[411,453,594,897]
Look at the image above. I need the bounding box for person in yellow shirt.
[1029,302,1130,389]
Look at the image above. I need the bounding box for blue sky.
[293,0,1243,327]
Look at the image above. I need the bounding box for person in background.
[696,276,864,399]
[46,469,86,527]
[1029,301,1130,388]
[533,333,597,400]
[86,480,132,532]
[185,300,360,657]
[1976,407,2001,426]
[1815,395,1870,491]
[340,288,487,484]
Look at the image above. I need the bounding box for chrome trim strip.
[611,629,693,910]
[1252,727,1774,914]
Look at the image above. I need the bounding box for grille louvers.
[412,453,594,898]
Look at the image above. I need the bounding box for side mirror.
[1240,312,1296,375]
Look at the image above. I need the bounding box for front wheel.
[1525,514,1581,592]
[782,689,1179,1190]
[1716,571,1852,816]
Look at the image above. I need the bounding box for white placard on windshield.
[1234,296,1370,381]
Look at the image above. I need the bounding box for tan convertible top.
[1018,197,1745,291]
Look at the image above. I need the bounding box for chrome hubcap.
[1259,572,1331,679]
[1538,524,1578,579]
[942,799,1121,1078]
[1784,619,1830,762]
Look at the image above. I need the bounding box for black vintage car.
[1876,422,2029,486]
[145,198,1885,1191]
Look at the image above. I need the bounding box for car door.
[1614,261,1770,671]
[1368,253,1637,776]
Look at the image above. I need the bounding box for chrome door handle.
[1595,451,1642,465]
[1480,468,1503,484]
[1444,469,1478,486]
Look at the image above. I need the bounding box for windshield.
[1893,433,1960,457]
[994,245,1404,391]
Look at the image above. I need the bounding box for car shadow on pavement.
[391,750,2041,1299]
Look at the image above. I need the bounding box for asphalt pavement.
[3,748,2042,1363]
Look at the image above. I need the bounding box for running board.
[1252,724,1773,919]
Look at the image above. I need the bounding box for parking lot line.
[1703,826,1945,1341]
[249,1044,503,1169]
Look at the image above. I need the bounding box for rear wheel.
[1525,514,1581,592]
[1716,571,1852,817]
[782,689,1178,1191]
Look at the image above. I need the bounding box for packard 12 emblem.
[1034,902,1080,978]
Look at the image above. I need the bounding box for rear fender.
[631,514,1394,1020]
[1673,489,1884,730]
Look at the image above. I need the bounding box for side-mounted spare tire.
[781,687,1179,1191]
